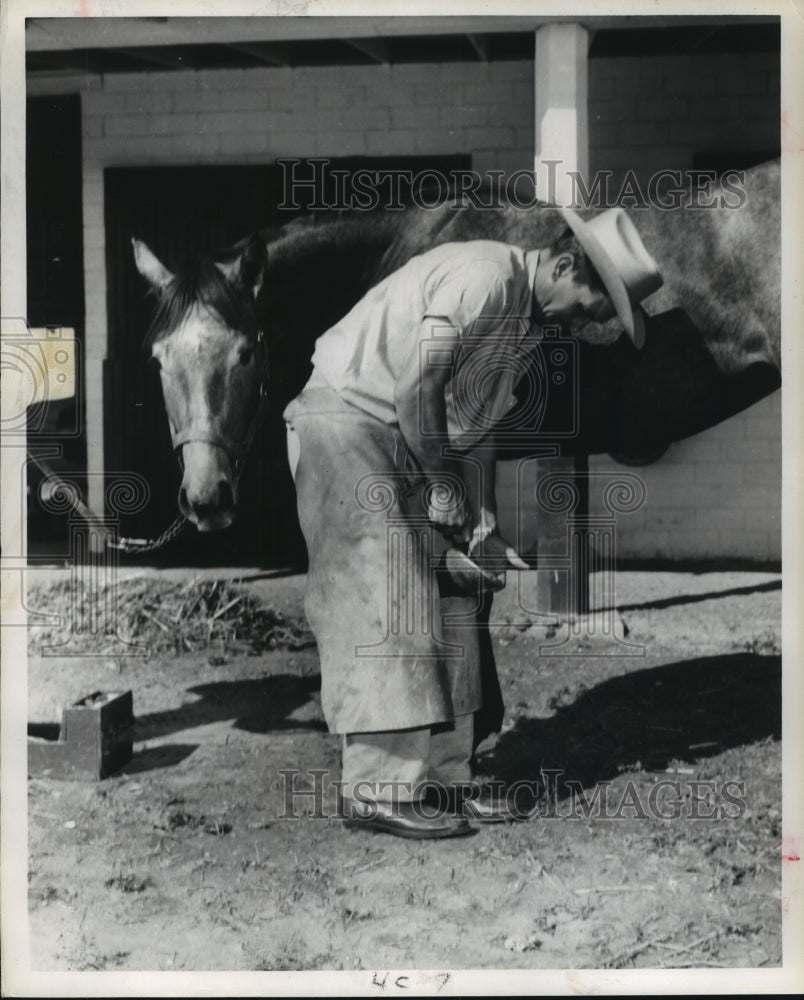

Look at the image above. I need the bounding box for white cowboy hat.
[558,206,663,349]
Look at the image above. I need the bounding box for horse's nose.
[179,480,235,530]
[178,442,237,531]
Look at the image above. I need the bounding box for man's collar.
[526,249,549,328]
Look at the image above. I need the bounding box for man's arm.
[394,316,471,541]
[457,436,498,542]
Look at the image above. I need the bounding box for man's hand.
[425,477,472,545]
[469,529,530,572]
[444,529,531,594]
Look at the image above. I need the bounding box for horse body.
[133,158,780,527]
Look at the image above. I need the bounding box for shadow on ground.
[122,744,200,773]
[481,652,781,796]
[609,578,781,614]
[133,674,325,740]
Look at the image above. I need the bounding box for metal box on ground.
[28,690,134,779]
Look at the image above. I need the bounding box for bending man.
[283,206,662,839]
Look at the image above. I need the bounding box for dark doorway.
[26,94,86,557]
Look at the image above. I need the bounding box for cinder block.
[708,416,747,442]
[619,122,671,146]
[738,484,781,509]
[464,82,516,106]
[366,82,415,106]
[667,484,719,508]
[636,97,687,122]
[684,439,722,463]
[172,133,221,158]
[589,145,645,171]
[724,118,779,146]
[319,130,368,156]
[218,88,270,111]
[415,128,465,153]
[87,93,128,115]
[151,113,197,135]
[365,129,417,156]
[392,63,437,84]
[654,508,695,529]
[265,131,318,156]
[587,72,618,101]
[491,149,532,175]
[696,507,746,531]
[199,111,249,134]
[734,95,780,120]
[104,114,152,137]
[302,65,344,88]
[104,72,151,92]
[619,529,672,556]
[119,136,175,160]
[639,146,688,174]
[245,109,292,133]
[414,82,464,106]
[591,99,636,123]
[317,85,365,109]
[275,86,318,110]
[173,89,221,112]
[729,440,780,464]
[126,90,173,113]
[465,126,516,150]
[441,62,488,83]
[665,74,718,99]
[725,529,774,557]
[196,68,248,92]
[489,61,531,83]
[220,132,270,156]
[337,65,391,87]
[28,690,133,781]
[392,105,440,128]
[692,462,745,486]
[695,96,741,120]
[338,107,391,130]
[443,104,489,127]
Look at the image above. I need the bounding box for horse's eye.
[240,348,254,366]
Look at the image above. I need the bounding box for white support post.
[534,22,590,206]
[531,23,591,619]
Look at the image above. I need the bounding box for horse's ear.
[132,238,174,293]
[215,234,267,300]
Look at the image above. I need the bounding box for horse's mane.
[144,257,260,350]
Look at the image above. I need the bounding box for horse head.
[133,234,268,532]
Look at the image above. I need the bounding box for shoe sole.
[344,817,475,840]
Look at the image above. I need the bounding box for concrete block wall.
[587,391,781,561]
[26,47,781,561]
[588,51,780,187]
[495,388,781,562]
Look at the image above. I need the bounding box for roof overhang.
[25,15,780,76]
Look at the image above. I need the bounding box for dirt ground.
[25,567,782,973]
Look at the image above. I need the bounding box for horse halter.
[169,329,269,474]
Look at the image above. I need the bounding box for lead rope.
[28,452,188,554]
[108,514,188,553]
